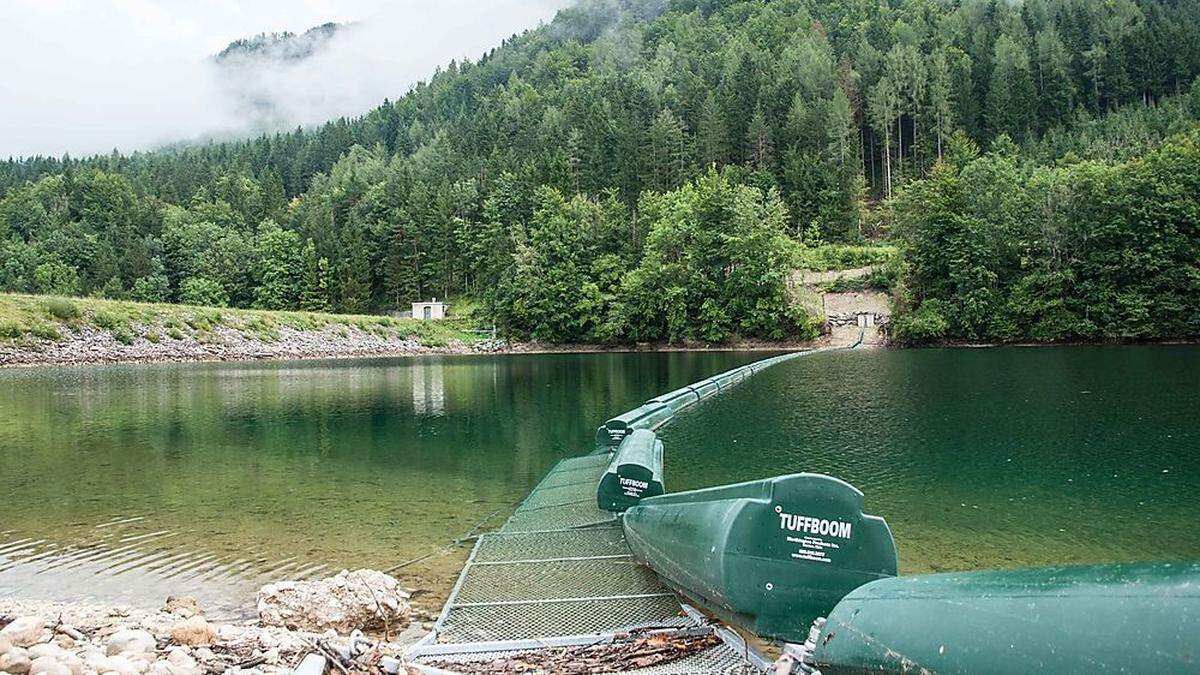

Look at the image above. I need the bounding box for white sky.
[0,0,568,158]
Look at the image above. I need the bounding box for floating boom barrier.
[792,561,1200,674]
[290,331,1200,675]
[393,345,860,674]
[622,473,898,644]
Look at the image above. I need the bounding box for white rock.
[56,655,82,675]
[189,650,213,664]
[28,657,71,675]
[102,656,143,675]
[257,569,411,634]
[147,662,195,675]
[50,637,73,651]
[162,650,192,671]
[0,648,32,674]
[82,652,115,674]
[1,618,46,648]
[25,646,61,661]
[215,625,242,642]
[119,654,152,668]
[0,636,11,655]
[104,631,154,657]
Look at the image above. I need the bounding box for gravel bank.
[0,324,508,368]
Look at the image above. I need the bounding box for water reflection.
[0,351,766,614]
[412,360,445,417]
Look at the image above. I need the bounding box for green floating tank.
[596,429,665,512]
[645,386,700,414]
[813,561,1200,675]
[711,366,749,390]
[622,473,897,643]
[595,403,672,449]
[687,379,720,400]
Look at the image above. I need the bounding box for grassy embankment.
[0,293,485,348]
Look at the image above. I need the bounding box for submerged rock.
[161,597,201,619]
[257,569,412,634]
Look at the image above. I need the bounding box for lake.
[1,346,1197,617]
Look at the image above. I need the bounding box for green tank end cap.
[623,473,897,643]
[813,561,1200,675]
[597,429,665,512]
[595,403,671,448]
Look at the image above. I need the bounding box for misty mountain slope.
[2,0,1200,345]
[215,23,344,64]
[213,22,349,132]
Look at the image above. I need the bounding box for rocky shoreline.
[0,323,824,369]
[0,324,511,368]
[0,570,433,675]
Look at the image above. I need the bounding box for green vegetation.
[891,130,1200,343]
[0,293,482,347]
[2,0,1200,344]
[797,244,899,273]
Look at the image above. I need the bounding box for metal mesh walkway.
[402,350,852,673]
[405,453,767,672]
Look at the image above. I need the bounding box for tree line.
[2,0,1200,342]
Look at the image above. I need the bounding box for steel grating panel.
[471,527,629,563]
[416,643,761,675]
[454,558,664,604]
[501,498,616,532]
[435,595,691,644]
[550,453,614,472]
[530,457,611,490]
[515,481,597,511]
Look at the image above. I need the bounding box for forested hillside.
[3,0,1200,343]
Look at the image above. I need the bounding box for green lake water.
[1,346,1198,617]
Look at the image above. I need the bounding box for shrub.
[30,323,61,341]
[892,300,950,344]
[93,310,125,330]
[0,321,22,339]
[43,298,81,321]
[130,275,170,303]
[111,326,135,345]
[32,260,79,296]
[179,277,229,307]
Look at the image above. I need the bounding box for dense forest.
[3,0,1200,343]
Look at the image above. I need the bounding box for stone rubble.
[0,570,431,675]
[0,323,511,368]
[257,570,412,634]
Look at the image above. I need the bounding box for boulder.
[0,618,46,648]
[27,657,70,675]
[163,649,193,671]
[0,636,10,655]
[103,655,144,675]
[0,648,32,674]
[54,654,81,675]
[104,630,155,657]
[167,618,213,647]
[257,569,412,634]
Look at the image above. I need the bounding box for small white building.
[412,298,448,321]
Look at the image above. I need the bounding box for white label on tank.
[777,512,852,539]
[778,511,851,564]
